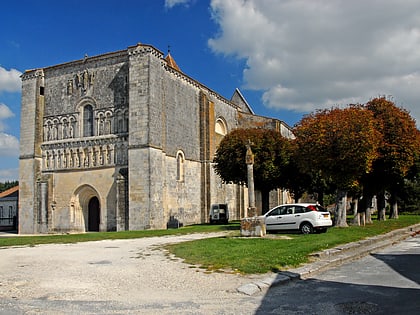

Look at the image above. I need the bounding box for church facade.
[19,43,292,234]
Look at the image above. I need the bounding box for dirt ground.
[0,232,268,314]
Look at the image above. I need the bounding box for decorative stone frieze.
[41,136,127,171]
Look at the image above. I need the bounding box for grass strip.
[0,223,233,247]
[165,215,420,274]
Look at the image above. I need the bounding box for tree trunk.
[366,207,372,224]
[389,195,399,219]
[335,189,349,227]
[351,198,360,226]
[317,191,324,206]
[261,188,270,215]
[377,191,387,221]
[364,195,374,224]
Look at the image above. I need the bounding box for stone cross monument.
[240,140,266,237]
[245,140,257,217]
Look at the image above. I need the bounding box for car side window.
[279,207,292,215]
[295,206,305,214]
[268,208,280,216]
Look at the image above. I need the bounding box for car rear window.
[306,205,327,212]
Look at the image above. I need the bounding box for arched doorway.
[88,196,100,232]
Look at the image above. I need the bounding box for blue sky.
[1,0,420,182]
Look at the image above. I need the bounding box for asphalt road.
[0,232,419,314]
[256,233,420,315]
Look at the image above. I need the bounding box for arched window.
[215,118,227,136]
[176,151,185,182]
[83,105,94,137]
[215,118,227,149]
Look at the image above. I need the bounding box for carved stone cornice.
[21,69,44,81]
[41,134,127,151]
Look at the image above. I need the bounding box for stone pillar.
[19,69,45,234]
[245,141,256,217]
[116,171,128,231]
[39,182,48,227]
[241,141,265,237]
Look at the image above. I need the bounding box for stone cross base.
[247,206,257,217]
[240,216,266,237]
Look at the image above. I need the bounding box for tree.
[213,128,291,214]
[294,105,380,227]
[0,181,19,193]
[365,97,420,219]
[398,156,420,213]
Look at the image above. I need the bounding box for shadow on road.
[255,252,420,314]
[371,253,420,285]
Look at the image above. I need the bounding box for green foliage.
[213,128,292,192]
[398,158,420,213]
[0,181,19,193]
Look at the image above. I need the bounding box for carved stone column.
[116,169,128,231]
[245,141,256,217]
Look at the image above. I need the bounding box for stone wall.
[19,42,290,233]
[50,168,117,233]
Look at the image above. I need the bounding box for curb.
[237,223,420,296]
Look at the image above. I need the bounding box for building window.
[176,151,185,182]
[215,118,227,136]
[83,105,94,137]
[215,118,227,149]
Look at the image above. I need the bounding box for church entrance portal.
[88,196,100,231]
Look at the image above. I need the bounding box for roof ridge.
[0,185,19,198]
[164,53,181,71]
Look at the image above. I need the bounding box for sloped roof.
[164,53,181,71]
[231,88,255,114]
[0,185,19,198]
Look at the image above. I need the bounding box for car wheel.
[300,222,313,234]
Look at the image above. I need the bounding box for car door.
[279,205,297,230]
[265,206,294,231]
[290,205,306,229]
[264,207,283,230]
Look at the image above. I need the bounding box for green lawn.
[165,215,420,274]
[0,223,232,247]
[1,215,419,275]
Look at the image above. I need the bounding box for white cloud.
[0,103,14,132]
[164,0,193,9]
[0,103,18,159]
[209,0,420,125]
[0,67,22,93]
[0,132,19,157]
[0,168,19,182]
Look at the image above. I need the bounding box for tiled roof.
[164,53,181,71]
[0,185,19,198]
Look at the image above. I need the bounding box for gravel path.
[0,233,267,314]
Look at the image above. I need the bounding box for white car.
[259,203,333,234]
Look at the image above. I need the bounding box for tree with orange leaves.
[364,97,420,219]
[294,105,380,227]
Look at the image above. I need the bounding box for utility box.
[209,204,229,224]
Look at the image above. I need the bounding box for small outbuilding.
[0,185,19,231]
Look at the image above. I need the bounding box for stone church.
[18,43,292,234]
